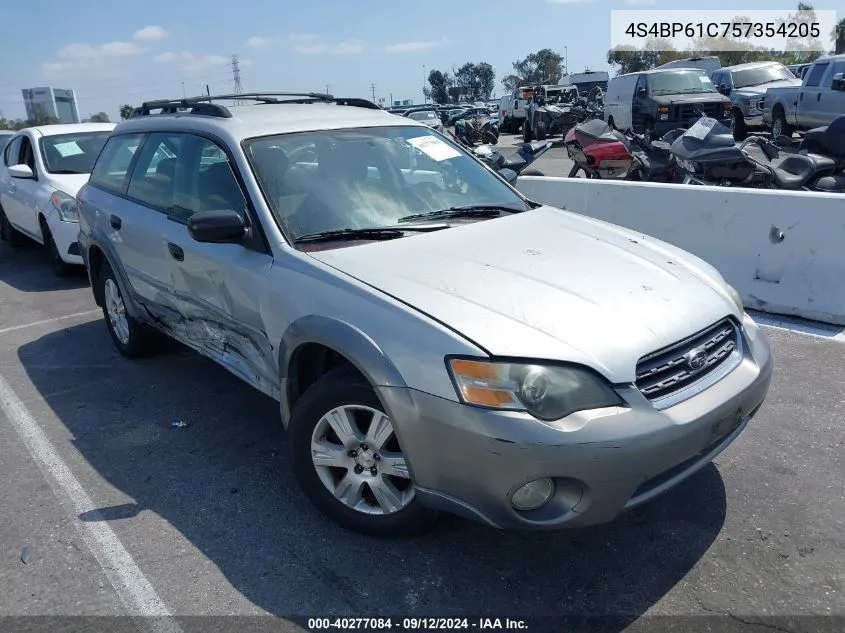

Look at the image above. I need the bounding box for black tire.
[288,364,438,537]
[97,260,162,358]
[523,120,533,143]
[607,117,616,130]
[771,107,793,140]
[0,205,26,247]
[521,168,544,176]
[41,222,75,277]
[482,131,497,145]
[731,109,747,141]
[641,117,655,139]
[536,121,547,140]
[568,163,582,178]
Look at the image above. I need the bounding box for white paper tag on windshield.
[699,76,712,83]
[686,117,716,140]
[408,135,461,161]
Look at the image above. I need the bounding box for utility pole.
[370,83,376,102]
[181,82,186,98]
[232,55,244,104]
[325,84,330,95]
[423,65,426,103]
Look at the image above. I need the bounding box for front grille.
[635,319,740,404]
[675,102,725,120]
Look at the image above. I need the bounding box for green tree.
[427,70,453,104]
[502,49,564,90]
[119,104,135,120]
[833,17,845,54]
[454,62,479,100]
[475,62,495,100]
[606,45,661,75]
[0,117,9,130]
[89,112,111,123]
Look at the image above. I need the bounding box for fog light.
[659,114,669,120]
[511,478,555,511]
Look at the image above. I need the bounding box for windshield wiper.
[295,224,449,243]
[397,205,518,223]
[49,169,86,174]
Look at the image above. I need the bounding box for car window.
[170,136,246,222]
[648,70,717,95]
[822,60,845,87]
[246,126,529,241]
[4,136,22,166]
[19,137,36,172]
[805,63,829,87]
[127,134,183,212]
[40,132,112,175]
[90,134,144,194]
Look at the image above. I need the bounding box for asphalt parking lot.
[1,232,844,632]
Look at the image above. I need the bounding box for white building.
[21,87,80,124]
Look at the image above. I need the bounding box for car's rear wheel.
[771,107,792,140]
[0,206,25,247]
[98,261,162,358]
[288,364,437,537]
[731,109,747,141]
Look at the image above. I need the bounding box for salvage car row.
[0,93,772,537]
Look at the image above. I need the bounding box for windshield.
[39,132,112,174]
[408,111,438,121]
[246,126,529,242]
[649,71,718,96]
[732,64,794,88]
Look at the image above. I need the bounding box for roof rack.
[131,93,382,118]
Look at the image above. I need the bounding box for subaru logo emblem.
[685,347,708,373]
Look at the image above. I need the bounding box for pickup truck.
[763,54,845,138]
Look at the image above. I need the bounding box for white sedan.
[0,123,115,275]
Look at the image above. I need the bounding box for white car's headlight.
[51,190,78,222]
[447,358,623,421]
[726,284,744,313]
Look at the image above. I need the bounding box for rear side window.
[90,134,145,194]
[126,134,183,212]
[805,63,829,87]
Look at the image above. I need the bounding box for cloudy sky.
[0,0,831,121]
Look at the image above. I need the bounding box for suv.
[77,93,772,536]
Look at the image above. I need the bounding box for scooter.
[472,140,553,176]
[671,116,845,191]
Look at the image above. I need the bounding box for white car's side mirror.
[8,164,35,179]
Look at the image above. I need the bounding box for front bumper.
[49,218,83,265]
[381,314,772,530]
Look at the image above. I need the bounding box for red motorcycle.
[564,119,683,182]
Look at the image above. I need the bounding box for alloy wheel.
[104,278,130,345]
[310,405,413,515]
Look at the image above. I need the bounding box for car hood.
[307,207,738,383]
[49,173,91,197]
[652,93,729,105]
[734,79,802,97]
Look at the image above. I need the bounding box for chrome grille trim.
[635,319,742,409]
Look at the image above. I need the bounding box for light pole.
[422,65,426,103]
[182,81,186,98]
[563,46,568,76]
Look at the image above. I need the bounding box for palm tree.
[119,104,135,120]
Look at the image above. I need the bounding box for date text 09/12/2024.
[307,618,528,631]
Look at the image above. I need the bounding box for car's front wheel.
[98,261,161,358]
[41,222,75,277]
[288,364,437,537]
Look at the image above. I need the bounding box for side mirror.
[497,168,518,183]
[832,73,845,91]
[720,84,731,95]
[187,209,246,243]
[8,164,35,179]
[636,87,647,98]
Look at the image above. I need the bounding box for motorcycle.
[564,119,681,182]
[472,140,553,176]
[455,115,499,147]
[671,115,845,192]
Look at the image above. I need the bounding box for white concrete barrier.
[516,176,845,326]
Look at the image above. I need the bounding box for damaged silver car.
[76,93,772,536]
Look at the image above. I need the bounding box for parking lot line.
[0,372,183,633]
[0,310,100,336]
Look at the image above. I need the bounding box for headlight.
[447,358,623,421]
[726,284,744,313]
[51,190,78,222]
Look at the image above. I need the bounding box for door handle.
[799,92,803,101]
[167,242,184,262]
[817,93,821,101]
[109,215,122,230]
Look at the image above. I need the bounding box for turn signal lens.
[448,359,521,409]
[657,106,669,113]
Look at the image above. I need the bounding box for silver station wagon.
[76,93,772,536]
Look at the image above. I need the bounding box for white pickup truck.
[499,86,533,134]
[763,54,845,138]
